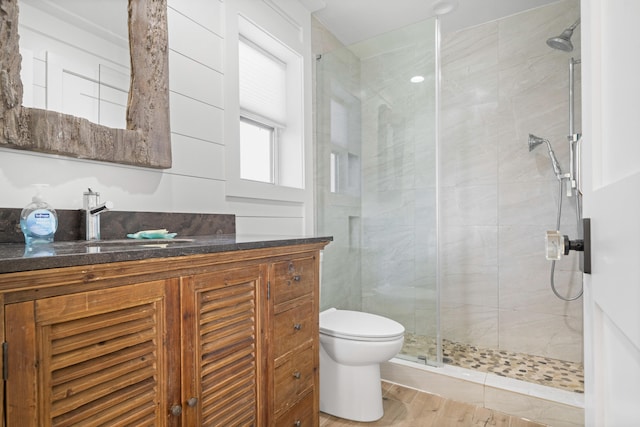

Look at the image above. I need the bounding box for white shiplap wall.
[0,0,314,237]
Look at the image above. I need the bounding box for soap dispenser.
[20,184,58,245]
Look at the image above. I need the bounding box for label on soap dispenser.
[26,209,57,236]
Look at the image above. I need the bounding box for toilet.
[319,308,405,422]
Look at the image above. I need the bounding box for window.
[225,8,307,203]
[328,94,361,197]
[330,152,338,193]
[238,38,286,184]
[240,117,274,183]
[234,16,304,193]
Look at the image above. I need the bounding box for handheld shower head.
[528,134,564,179]
[546,18,580,52]
[528,134,546,152]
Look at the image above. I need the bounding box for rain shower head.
[546,18,580,52]
[528,134,564,179]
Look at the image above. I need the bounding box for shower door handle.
[581,218,591,274]
[575,133,583,196]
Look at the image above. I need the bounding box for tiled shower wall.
[440,0,583,362]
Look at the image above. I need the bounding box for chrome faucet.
[83,188,113,240]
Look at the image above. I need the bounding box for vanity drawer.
[274,343,315,414]
[274,300,314,358]
[272,256,316,305]
[275,390,315,427]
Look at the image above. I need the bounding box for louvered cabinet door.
[4,279,180,427]
[181,265,264,427]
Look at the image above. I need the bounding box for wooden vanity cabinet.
[0,243,326,426]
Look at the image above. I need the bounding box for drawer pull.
[293,371,301,379]
[294,421,301,427]
[293,323,302,331]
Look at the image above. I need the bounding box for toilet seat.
[320,308,405,342]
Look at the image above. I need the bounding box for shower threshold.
[402,333,584,394]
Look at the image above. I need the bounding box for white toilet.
[319,307,405,422]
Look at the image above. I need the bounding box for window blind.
[239,39,287,126]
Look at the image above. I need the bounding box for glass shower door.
[315,17,440,366]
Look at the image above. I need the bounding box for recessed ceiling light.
[432,0,458,16]
[410,75,425,83]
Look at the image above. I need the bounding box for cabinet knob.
[170,405,182,416]
[293,323,302,331]
[187,397,198,407]
[293,371,301,379]
[293,275,301,281]
[294,421,301,427]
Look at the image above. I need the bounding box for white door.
[582,1,640,426]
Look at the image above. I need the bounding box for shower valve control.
[545,219,591,274]
[545,230,583,260]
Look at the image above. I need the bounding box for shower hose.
[550,179,583,301]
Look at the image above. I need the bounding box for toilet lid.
[320,309,405,341]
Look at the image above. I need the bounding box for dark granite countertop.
[0,234,333,274]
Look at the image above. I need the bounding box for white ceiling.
[307,0,563,45]
[22,0,564,49]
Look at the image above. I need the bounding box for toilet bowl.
[319,308,405,422]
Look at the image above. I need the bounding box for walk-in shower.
[314,0,583,398]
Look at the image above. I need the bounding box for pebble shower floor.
[402,332,584,394]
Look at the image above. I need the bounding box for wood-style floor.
[319,381,547,427]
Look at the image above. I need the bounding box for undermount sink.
[83,238,195,247]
